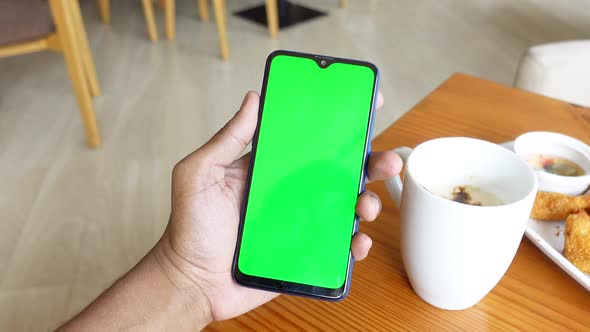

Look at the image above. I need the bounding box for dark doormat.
[234,1,327,30]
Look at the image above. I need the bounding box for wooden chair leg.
[339,0,347,8]
[141,0,158,42]
[97,0,110,23]
[50,0,101,148]
[212,0,229,60]
[265,0,278,38]
[71,0,101,97]
[164,0,176,40]
[220,0,226,18]
[198,0,209,21]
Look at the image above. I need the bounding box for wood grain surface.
[206,74,590,331]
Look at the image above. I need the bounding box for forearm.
[58,244,212,331]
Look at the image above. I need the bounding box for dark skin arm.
[58,91,403,331]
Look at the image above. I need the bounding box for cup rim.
[405,137,538,209]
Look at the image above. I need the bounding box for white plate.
[501,141,590,291]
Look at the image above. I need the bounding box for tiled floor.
[1,0,589,330]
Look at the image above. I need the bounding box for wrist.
[59,240,213,331]
[151,238,213,330]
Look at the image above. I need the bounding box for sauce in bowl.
[526,154,586,177]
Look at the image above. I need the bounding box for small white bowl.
[514,131,590,195]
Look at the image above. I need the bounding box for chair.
[96,0,160,41]
[96,0,229,60]
[514,40,590,108]
[265,0,348,37]
[0,0,101,148]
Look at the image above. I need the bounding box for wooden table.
[208,74,590,331]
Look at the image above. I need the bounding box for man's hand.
[157,91,402,322]
[59,91,402,331]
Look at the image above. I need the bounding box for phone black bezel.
[231,50,380,301]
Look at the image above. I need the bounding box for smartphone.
[232,50,379,300]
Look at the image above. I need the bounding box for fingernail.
[373,194,381,213]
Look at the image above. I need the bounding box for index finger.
[376,91,383,109]
[366,151,403,183]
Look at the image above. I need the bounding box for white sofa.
[514,40,590,108]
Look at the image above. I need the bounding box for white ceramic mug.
[385,137,538,310]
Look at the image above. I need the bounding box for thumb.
[198,91,260,165]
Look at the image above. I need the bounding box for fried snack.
[564,210,590,273]
[531,192,590,221]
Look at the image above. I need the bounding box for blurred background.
[1,0,590,330]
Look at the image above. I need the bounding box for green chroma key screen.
[237,53,377,290]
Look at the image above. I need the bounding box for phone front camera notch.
[316,57,330,69]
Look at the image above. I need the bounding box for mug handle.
[384,147,413,209]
